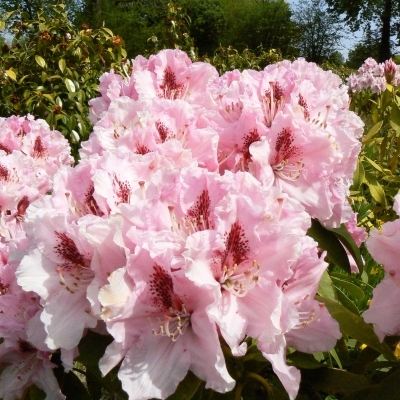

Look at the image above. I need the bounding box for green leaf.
[336,287,360,315]
[5,69,16,81]
[341,369,400,400]
[59,59,66,73]
[286,351,326,369]
[60,371,92,400]
[0,20,5,31]
[35,55,46,68]
[301,368,374,396]
[329,224,364,273]
[368,182,387,206]
[331,276,365,302]
[64,78,76,93]
[166,371,202,400]
[307,219,351,274]
[25,385,46,400]
[317,270,338,301]
[315,296,396,361]
[352,159,365,191]
[76,331,113,366]
[390,104,400,134]
[363,120,383,142]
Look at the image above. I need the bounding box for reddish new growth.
[274,128,300,164]
[84,184,104,216]
[149,264,180,311]
[0,144,11,154]
[158,67,184,100]
[240,128,261,164]
[135,143,150,155]
[156,120,170,143]
[187,189,213,230]
[221,222,250,269]
[54,231,85,269]
[0,164,10,182]
[115,176,131,204]
[33,136,46,158]
[298,94,310,120]
[18,339,36,353]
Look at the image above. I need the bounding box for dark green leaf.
[166,371,202,400]
[341,370,400,400]
[316,296,396,361]
[286,351,326,369]
[76,331,113,366]
[331,276,365,303]
[61,371,92,400]
[307,219,351,274]
[301,368,374,396]
[328,224,364,273]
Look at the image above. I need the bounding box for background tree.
[176,0,226,55]
[325,0,399,61]
[218,0,299,57]
[292,0,344,64]
[346,27,380,69]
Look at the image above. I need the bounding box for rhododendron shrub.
[363,192,400,340]
[347,57,400,93]
[0,50,368,399]
[0,116,73,399]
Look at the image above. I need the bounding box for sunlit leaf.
[64,78,76,93]
[59,59,66,73]
[315,296,396,361]
[363,120,383,142]
[5,69,16,81]
[35,55,46,68]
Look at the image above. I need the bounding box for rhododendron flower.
[99,242,235,399]
[363,193,400,339]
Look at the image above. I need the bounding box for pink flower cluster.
[2,50,364,399]
[347,57,400,94]
[363,192,400,340]
[0,115,73,400]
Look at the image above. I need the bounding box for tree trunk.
[378,0,392,62]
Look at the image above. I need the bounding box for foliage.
[175,0,226,56]
[202,46,284,75]
[0,3,127,159]
[347,29,381,69]
[350,82,400,225]
[218,0,299,57]
[146,2,197,60]
[292,0,345,64]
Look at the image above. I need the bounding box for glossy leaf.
[341,369,400,400]
[166,371,202,400]
[59,59,66,73]
[363,120,383,142]
[315,296,396,361]
[328,223,364,273]
[64,78,76,93]
[331,276,365,303]
[286,351,326,369]
[5,69,16,81]
[35,55,46,68]
[301,368,374,396]
[307,219,351,274]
